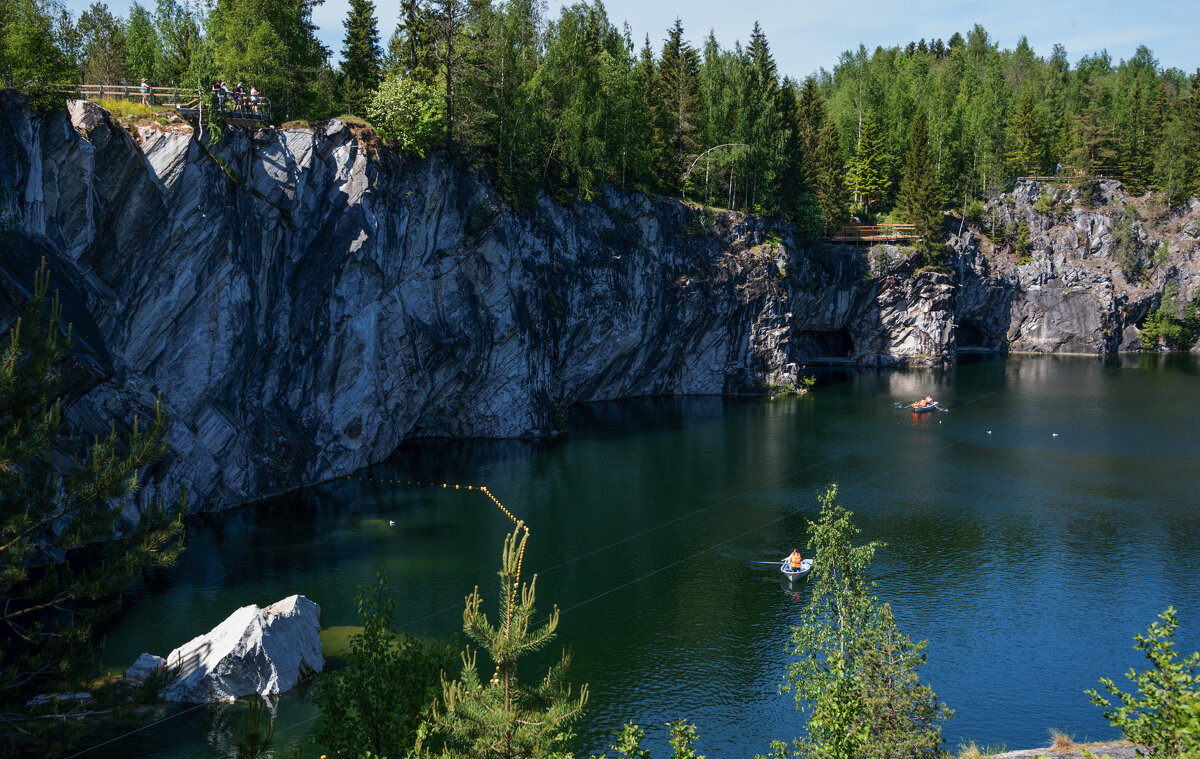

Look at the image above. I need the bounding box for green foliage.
[962,198,984,223]
[666,720,703,759]
[1033,191,1057,215]
[845,108,891,215]
[1006,89,1043,176]
[341,0,382,115]
[1014,220,1031,264]
[123,2,157,82]
[206,0,330,120]
[898,111,944,267]
[0,0,76,88]
[311,571,456,758]
[77,1,127,84]
[1140,284,1200,350]
[781,484,951,759]
[1153,241,1171,270]
[1077,179,1102,208]
[588,721,704,759]
[0,262,185,739]
[1111,218,1143,280]
[423,521,587,758]
[1087,607,1200,757]
[367,74,446,157]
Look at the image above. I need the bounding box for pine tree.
[655,18,700,195]
[424,521,588,759]
[77,2,127,85]
[795,75,826,186]
[385,0,436,83]
[341,0,382,115]
[898,111,944,266]
[427,0,471,147]
[814,119,849,232]
[845,107,890,215]
[1070,83,1117,175]
[784,485,952,759]
[1182,70,1200,199]
[1120,84,1149,194]
[0,265,184,729]
[1006,88,1043,177]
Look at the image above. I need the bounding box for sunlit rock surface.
[154,594,323,703]
[1,90,1197,514]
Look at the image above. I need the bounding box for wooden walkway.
[60,83,272,124]
[824,223,919,244]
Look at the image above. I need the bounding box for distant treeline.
[4,0,1200,229]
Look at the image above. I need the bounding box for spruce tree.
[423,521,588,759]
[656,18,700,195]
[783,485,952,759]
[814,119,849,232]
[1120,84,1149,194]
[386,0,435,83]
[1006,88,1043,177]
[845,107,890,215]
[341,0,382,115]
[796,75,826,185]
[0,265,184,729]
[1070,83,1117,175]
[898,111,944,267]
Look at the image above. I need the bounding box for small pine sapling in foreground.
[1087,606,1200,758]
[422,520,587,758]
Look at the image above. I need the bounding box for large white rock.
[159,595,323,703]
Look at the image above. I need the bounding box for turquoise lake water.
[77,354,1200,757]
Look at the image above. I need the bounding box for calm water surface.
[83,354,1200,757]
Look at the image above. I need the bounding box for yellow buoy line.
[345,474,528,687]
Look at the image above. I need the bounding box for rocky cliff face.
[1,92,1196,512]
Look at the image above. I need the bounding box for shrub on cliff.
[367,74,446,157]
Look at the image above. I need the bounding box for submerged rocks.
[131,595,323,703]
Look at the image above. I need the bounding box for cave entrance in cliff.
[955,321,993,352]
[807,329,855,361]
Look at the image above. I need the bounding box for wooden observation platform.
[824,223,920,244]
[60,83,272,126]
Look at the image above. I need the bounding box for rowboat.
[781,558,813,581]
[909,401,938,412]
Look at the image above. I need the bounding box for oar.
[749,559,783,565]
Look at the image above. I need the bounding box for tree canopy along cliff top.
[6,0,1199,228]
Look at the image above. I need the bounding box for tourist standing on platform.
[249,84,259,113]
[140,78,149,106]
[233,82,244,109]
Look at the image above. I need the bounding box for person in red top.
[787,550,803,569]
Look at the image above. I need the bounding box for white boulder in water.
[158,595,324,703]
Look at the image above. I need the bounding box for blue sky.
[65,0,1200,78]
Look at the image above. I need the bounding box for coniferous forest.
[3,0,1200,232]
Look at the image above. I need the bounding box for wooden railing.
[59,83,271,123]
[825,223,919,243]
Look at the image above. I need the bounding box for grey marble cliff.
[1,92,1197,512]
